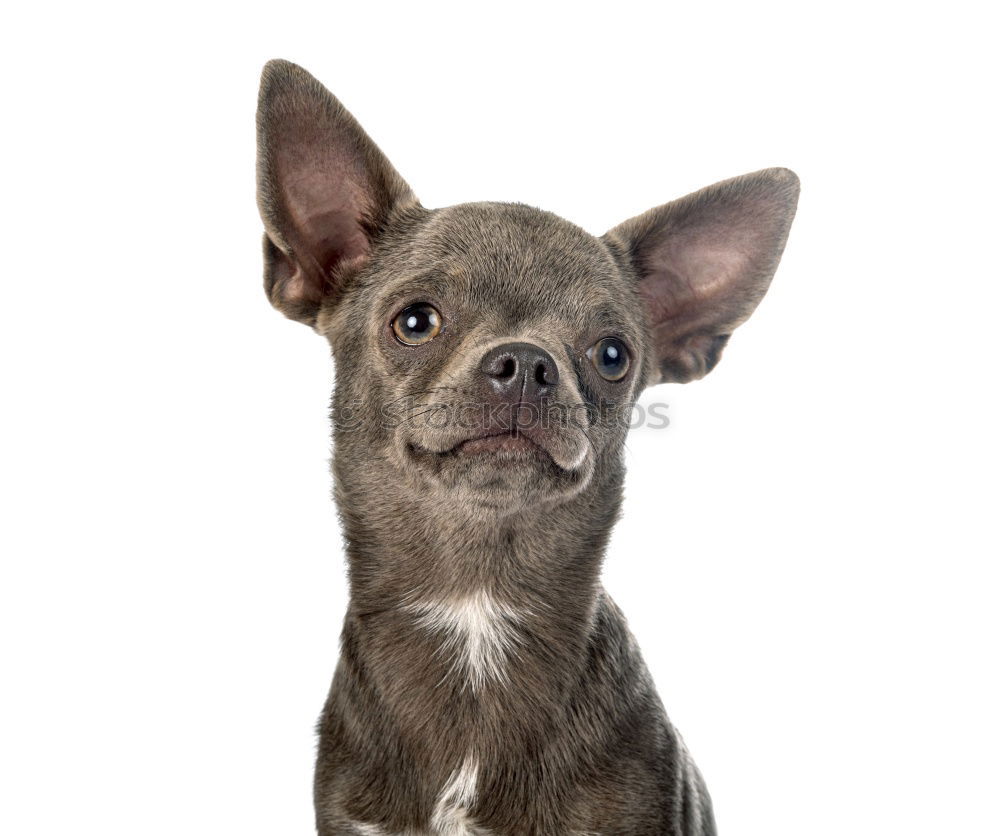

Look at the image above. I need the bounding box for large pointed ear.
[256,60,418,325]
[604,168,799,384]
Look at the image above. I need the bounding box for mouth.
[404,429,555,471]
[400,425,594,509]
[449,429,551,459]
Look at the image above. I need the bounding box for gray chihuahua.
[255,60,798,835]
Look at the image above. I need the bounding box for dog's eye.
[392,303,442,345]
[588,337,630,381]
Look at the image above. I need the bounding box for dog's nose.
[480,342,559,402]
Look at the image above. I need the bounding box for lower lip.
[455,433,545,457]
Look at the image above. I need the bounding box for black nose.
[479,342,559,402]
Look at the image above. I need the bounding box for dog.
[255,59,798,836]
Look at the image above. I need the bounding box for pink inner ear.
[641,200,779,331]
[278,148,374,299]
[287,144,373,234]
[643,239,753,327]
[298,206,371,264]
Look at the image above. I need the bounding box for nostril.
[535,363,550,386]
[481,351,519,380]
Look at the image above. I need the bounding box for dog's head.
[256,60,798,516]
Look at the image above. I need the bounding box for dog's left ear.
[256,59,418,326]
[604,168,799,384]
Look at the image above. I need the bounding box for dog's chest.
[350,592,528,835]
[351,757,488,835]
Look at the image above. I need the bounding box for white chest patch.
[405,590,524,690]
[350,824,392,836]
[431,756,483,834]
[349,756,486,836]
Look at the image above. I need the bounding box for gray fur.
[255,59,798,835]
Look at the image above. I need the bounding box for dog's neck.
[343,482,617,621]
[335,469,623,728]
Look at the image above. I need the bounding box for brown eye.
[392,303,442,345]
[588,337,630,381]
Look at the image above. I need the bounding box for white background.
[2,2,997,834]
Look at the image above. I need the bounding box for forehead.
[374,202,637,332]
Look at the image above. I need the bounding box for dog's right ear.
[256,60,418,326]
